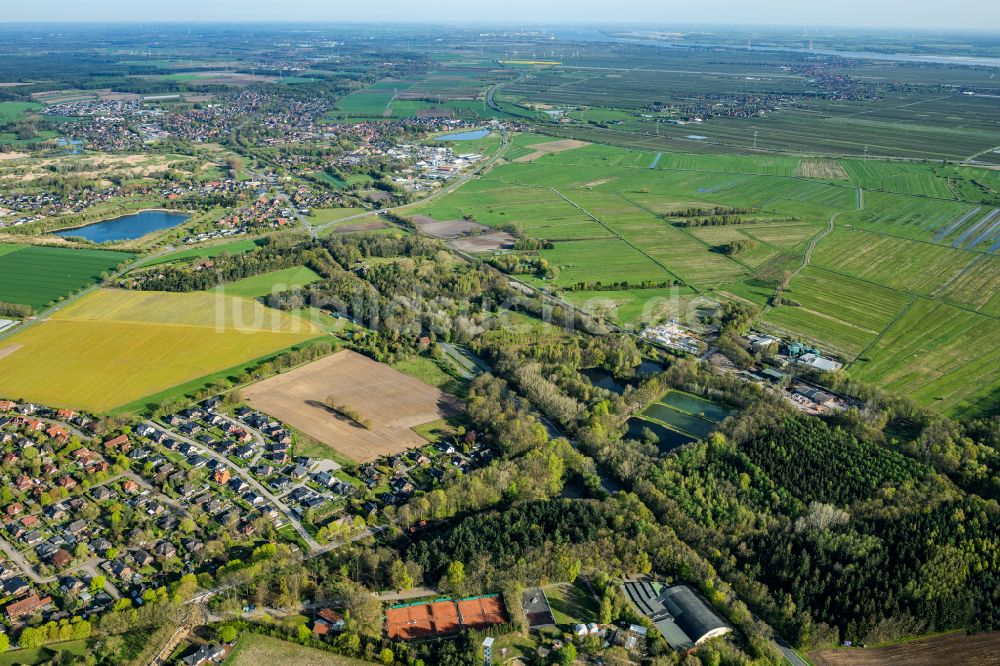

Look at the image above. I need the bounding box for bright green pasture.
[934,254,1000,316]
[0,101,41,122]
[852,299,1000,415]
[221,266,322,298]
[762,267,912,358]
[561,286,700,326]
[811,227,980,298]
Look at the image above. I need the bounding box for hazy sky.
[8,0,1000,30]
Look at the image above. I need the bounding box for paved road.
[377,587,438,602]
[149,419,320,552]
[775,635,812,666]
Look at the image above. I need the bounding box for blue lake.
[437,128,491,141]
[55,210,191,243]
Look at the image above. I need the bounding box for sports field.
[243,350,463,462]
[0,290,321,411]
[0,243,133,310]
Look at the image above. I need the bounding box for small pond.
[55,210,191,243]
[437,128,491,141]
[626,418,696,453]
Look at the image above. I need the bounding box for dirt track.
[243,350,461,462]
[809,631,1000,666]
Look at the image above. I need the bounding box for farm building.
[795,353,843,372]
[622,580,730,651]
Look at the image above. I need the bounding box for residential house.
[5,593,53,621]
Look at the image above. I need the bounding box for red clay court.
[457,595,508,630]
[385,599,460,640]
[385,595,508,640]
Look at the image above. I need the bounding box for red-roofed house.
[104,434,130,453]
[5,593,53,621]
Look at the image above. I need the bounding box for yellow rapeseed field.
[0,289,321,412]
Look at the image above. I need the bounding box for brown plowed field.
[409,215,487,238]
[243,350,462,462]
[809,631,1000,666]
[449,231,517,252]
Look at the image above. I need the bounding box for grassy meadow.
[414,130,1000,413]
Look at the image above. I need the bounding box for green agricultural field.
[934,254,1000,316]
[841,191,978,243]
[335,79,418,117]
[308,208,364,224]
[562,286,700,326]
[0,101,41,123]
[527,239,672,288]
[840,160,956,198]
[0,289,321,412]
[139,238,264,267]
[762,267,913,359]
[222,266,322,298]
[811,227,981,298]
[0,244,134,311]
[851,299,1000,415]
[392,355,466,396]
[417,179,607,240]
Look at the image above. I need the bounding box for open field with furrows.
[564,189,750,287]
[840,191,983,244]
[808,631,1000,666]
[762,267,913,359]
[0,243,133,310]
[796,159,848,179]
[334,79,419,117]
[934,254,1000,316]
[811,227,982,298]
[0,290,321,412]
[243,350,463,463]
[506,62,1000,159]
[851,299,1000,415]
[840,160,957,198]
[511,138,589,163]
[226,633,375,666]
